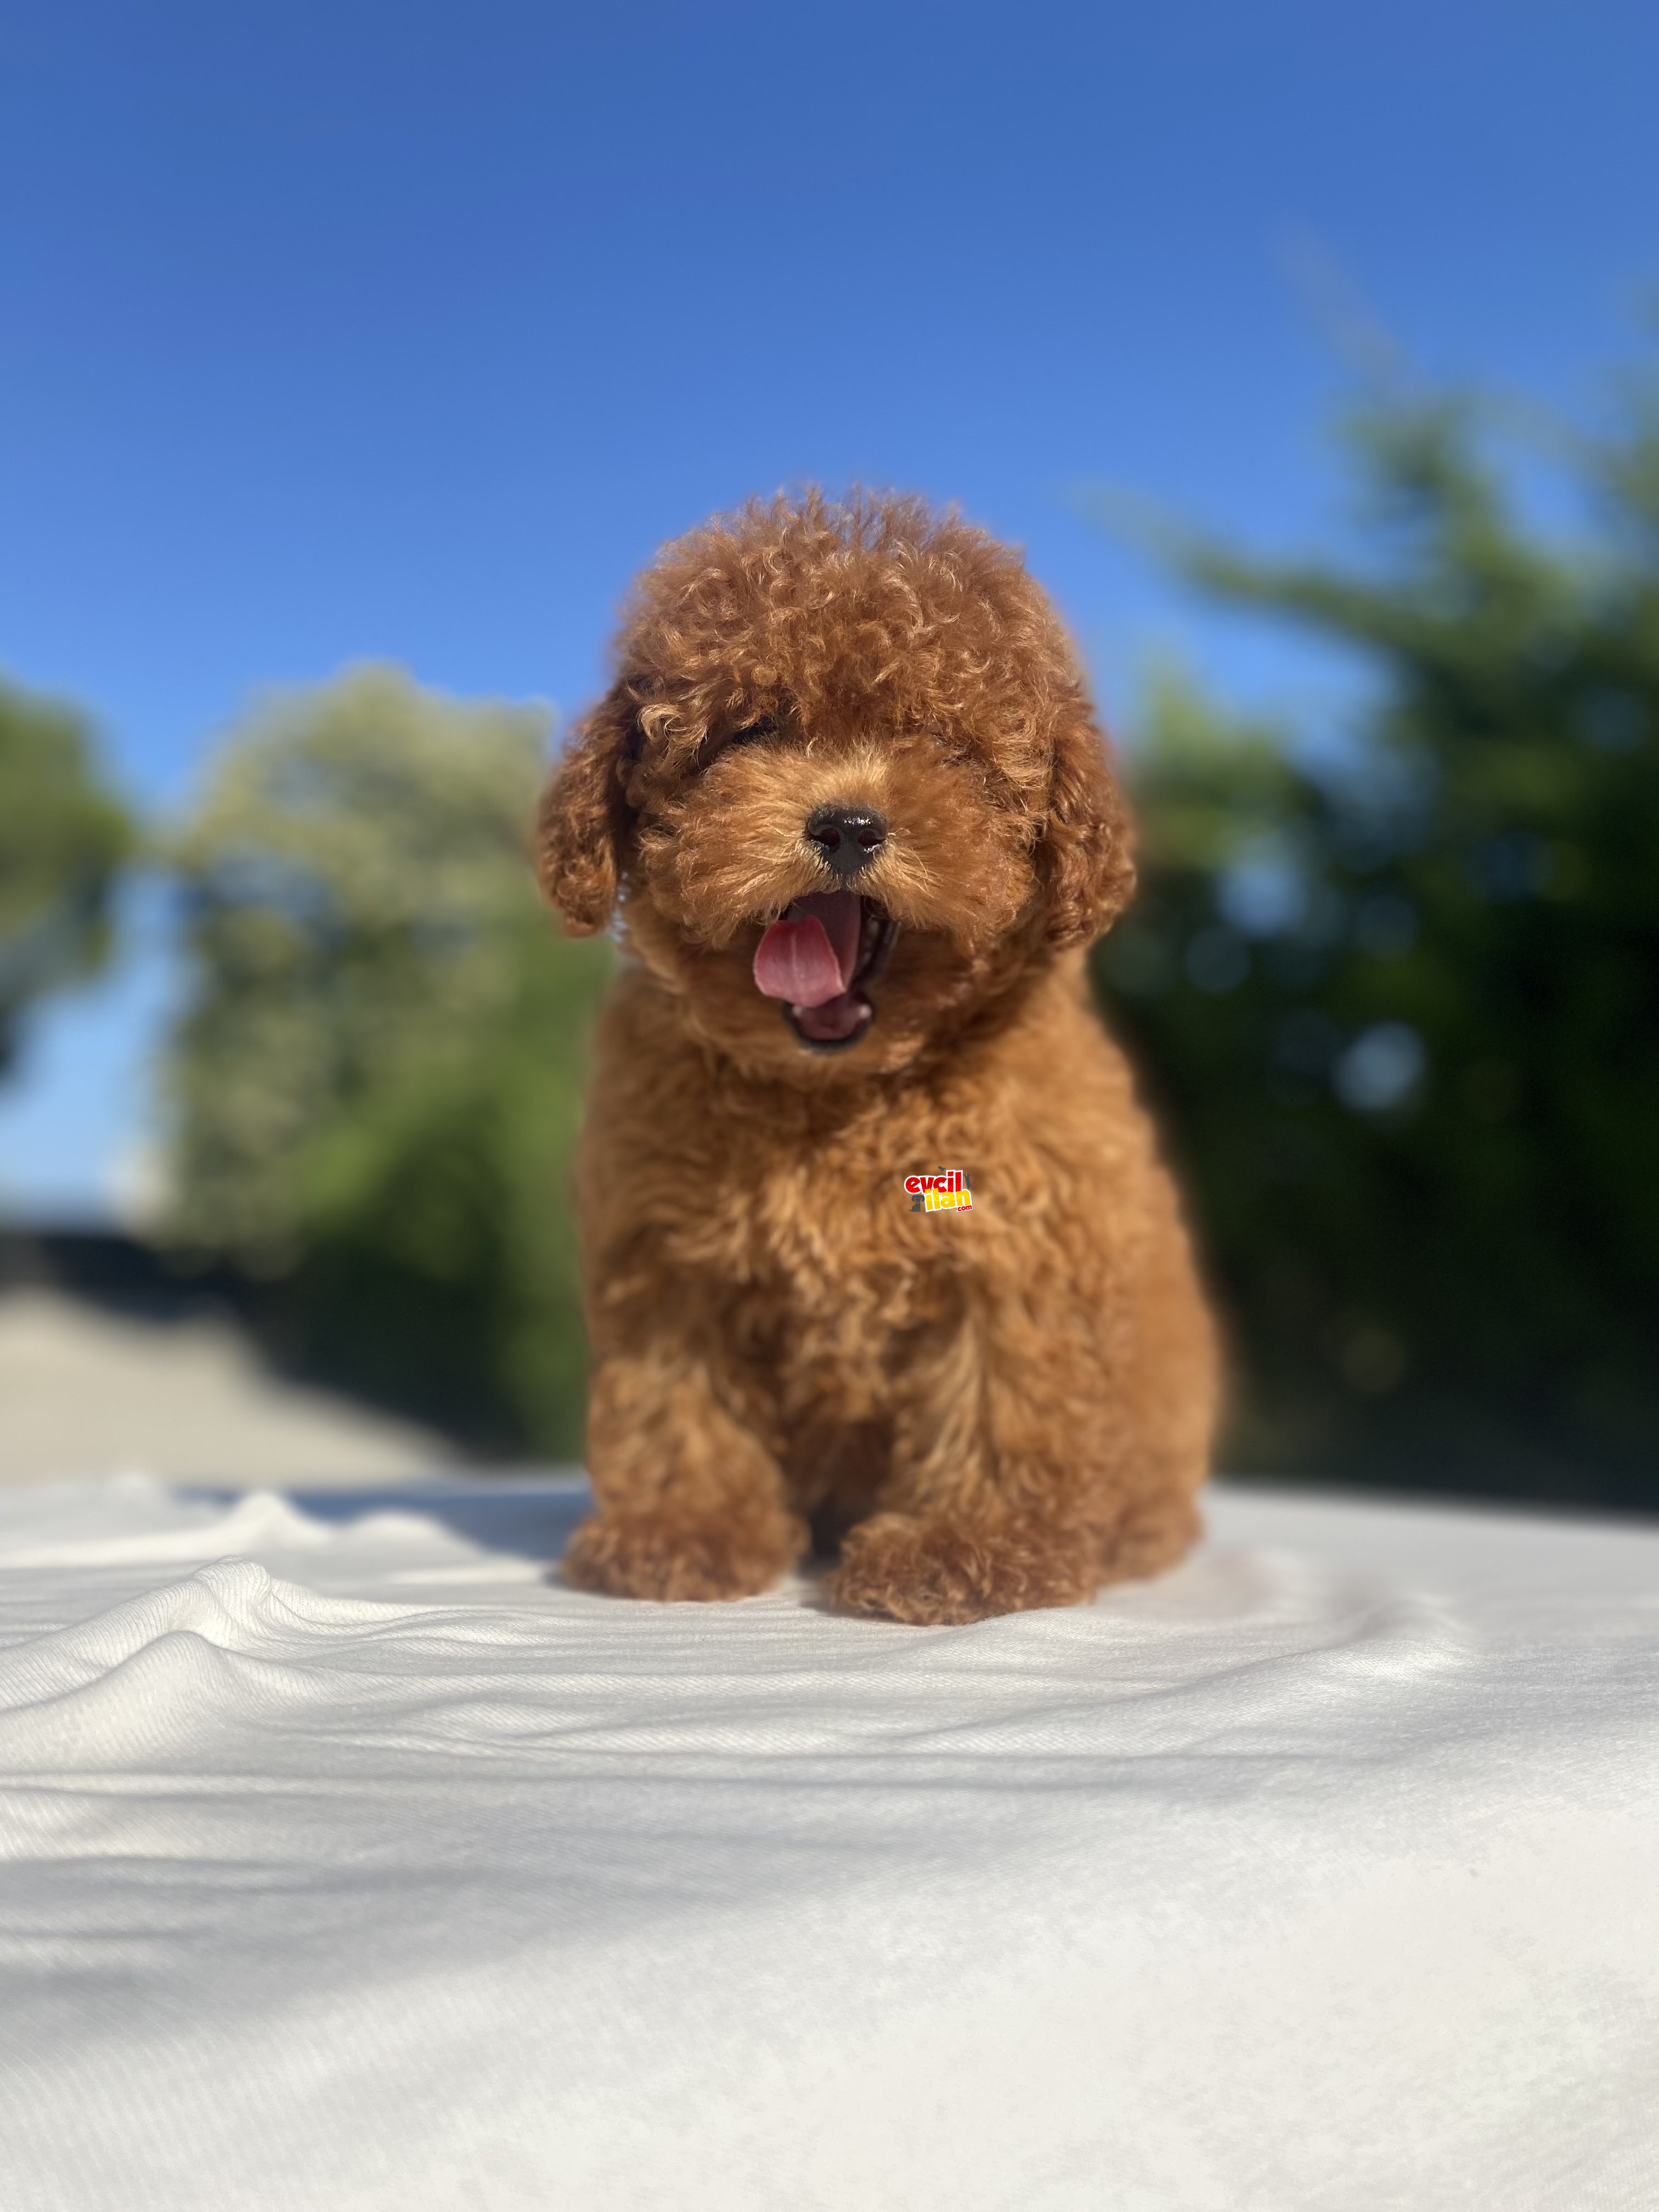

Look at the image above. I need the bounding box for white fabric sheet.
[1,1473,1656,2211]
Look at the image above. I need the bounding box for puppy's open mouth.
[752,891,899,1052]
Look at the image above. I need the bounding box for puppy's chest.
[664,1121,975,1334]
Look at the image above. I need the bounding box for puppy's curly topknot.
[539,489,1216,1625]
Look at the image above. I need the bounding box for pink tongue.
[753,892,860,1007]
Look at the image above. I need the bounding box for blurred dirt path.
[0,1287,456,1486]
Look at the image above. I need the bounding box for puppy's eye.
[727,716,777,746]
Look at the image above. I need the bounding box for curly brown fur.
[539,489,1217,1626]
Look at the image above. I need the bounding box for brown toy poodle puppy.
[537,490,1216,1626]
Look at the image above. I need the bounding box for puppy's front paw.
[829,1512,1096,1626]
[560,1506,804,1603]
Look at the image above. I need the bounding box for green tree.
[164,665,610,1454]
[0,676,132,1079]
[1097,377,1659,1507]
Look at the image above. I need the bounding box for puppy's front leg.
[830,1290,1182,1626]
[562,1342,807,1602]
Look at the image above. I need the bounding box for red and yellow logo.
[905,1169,973,1214]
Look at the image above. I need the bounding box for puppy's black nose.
[806,805,887,879]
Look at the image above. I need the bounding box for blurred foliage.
[164,667,610,1455]
[1097,376,1659,1507]
[0,676,133,1079]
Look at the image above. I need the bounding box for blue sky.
[3,0,1656,1215]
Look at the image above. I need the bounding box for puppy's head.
[538,490,1133,1082]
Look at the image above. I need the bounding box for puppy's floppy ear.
[1037,690,1137,949]
[536,682,639,935]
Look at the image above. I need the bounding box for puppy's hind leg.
[1099,1489,1202,1585]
